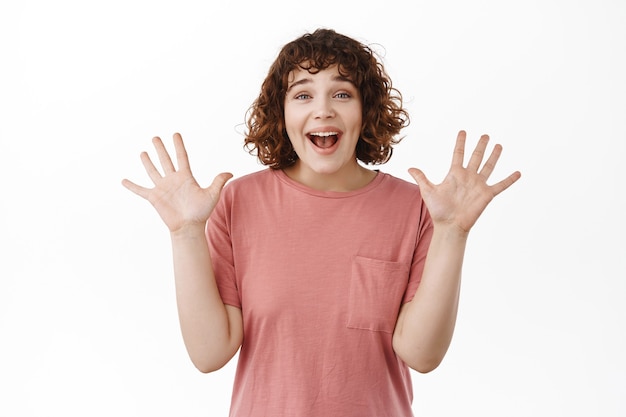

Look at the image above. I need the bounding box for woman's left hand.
[409,130,521,235]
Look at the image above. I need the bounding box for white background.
[1,0,624,416]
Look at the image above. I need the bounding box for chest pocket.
[346,256,410,333]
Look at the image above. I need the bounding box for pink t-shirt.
[207,169,433,417]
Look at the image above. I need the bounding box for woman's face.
[283,65,364,190]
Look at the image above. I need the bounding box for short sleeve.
[402,197,434,304]
[206,191,242,308]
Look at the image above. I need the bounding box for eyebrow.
[286,75,355,92]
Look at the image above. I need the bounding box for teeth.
[309,132,338,137]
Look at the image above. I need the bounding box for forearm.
[393,226,467,373]
[170,224,242,372]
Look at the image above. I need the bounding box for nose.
[313,98,335,119]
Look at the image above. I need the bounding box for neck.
[283,161,377,192]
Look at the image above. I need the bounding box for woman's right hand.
[122,133,232,234]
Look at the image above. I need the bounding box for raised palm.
[409,131,521,234]
[122,133,232,233]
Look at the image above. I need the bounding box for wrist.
[170,222,207,240]
[431,222,470,241]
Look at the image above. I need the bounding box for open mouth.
[308,131,339,149]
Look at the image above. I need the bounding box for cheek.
[283,124,302,149]
[350,104,363,130]
[283,106,301,130]
[351,114,363,135]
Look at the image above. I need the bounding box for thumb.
[408,168,433,191]
[210,172,234,191]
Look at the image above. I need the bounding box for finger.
[140,151,163,183]
[172,133,191,171]
[210,172,234,191]
[408,168,434,193]
[152,136,176,174]
[478,143,503,179]
[451,130,467,167]
[121,178,151,199]
[490,171,522,197]
[467,134,490,172]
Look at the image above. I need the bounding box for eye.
[334,92,351,99]
[294,93,311,100]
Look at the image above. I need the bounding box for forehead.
[286,64,354,88]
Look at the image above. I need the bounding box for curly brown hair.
[244,28,409,169]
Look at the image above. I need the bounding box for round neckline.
[272,169,385,198]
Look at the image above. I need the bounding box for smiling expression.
[283,65,367,190]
